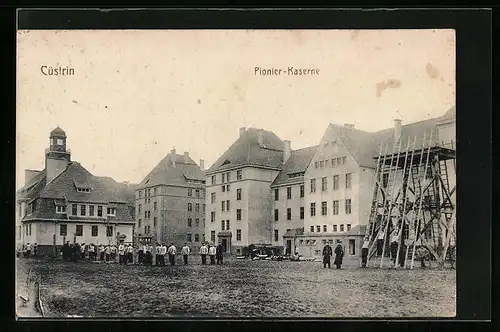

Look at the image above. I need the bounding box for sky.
[16,29,455,189]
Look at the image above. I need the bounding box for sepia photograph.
[16,28,456,318]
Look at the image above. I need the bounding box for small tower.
[45,126,71,184]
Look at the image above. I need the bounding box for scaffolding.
[363,130,456,269]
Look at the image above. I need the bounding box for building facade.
[135,149,206,252]
[16,127,135,256]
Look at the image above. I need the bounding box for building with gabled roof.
[16,127,136,256]
[135,149,206,251]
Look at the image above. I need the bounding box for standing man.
[80,243,86,260]
[25,243,32,258]
[33,243,38,257]
[110,244,117,262]
[322,242,333,268]
[216,243,223,265]
[127,243,134,264]
[99,244,105,261]
[62,241,70,261]
[390,228,399,265]
[334,241,344,269]
[155,243,161,266]
[361,238,370,268]
[118,242,125,265]
[88,243,95,261]
[168,243,177,266]
[105,244,111,262]
[138,243,144,265]
[200,243,208,265]
[181,243,190,265]
[377,227,385,257]
[208,243,216,265]
[145,243,152,266]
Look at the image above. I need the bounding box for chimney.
[283,140,291,164]
[171,148,176,167]
[394,119,402,142]
[24,169,40,185]
[199,159,205,170]
[257,129,264,145]
[344,123,355,129]
[239,127,246,137]
[184,151,189,159]
[122,181,129,186]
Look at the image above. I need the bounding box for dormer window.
[77,188,91,193]
[56,205,66,214]
[107,207,117,216]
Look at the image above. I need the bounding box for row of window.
[274,185,305,201]
[208,229,243,242]
[211,170,243,185]
[310,224,352,233]
[310,174,352,193]
[314,156,347,169]
[137,186,205,199]
[210,209,243,223]
[310,199,352,216]
[56,204,116,217]
[58,224,114,237]
[139,202,206,216]
[211,188,243,203]
[186,233,203,243]
[221,220,231,231]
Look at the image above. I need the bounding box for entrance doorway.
[286,240,292,256]
[222,238,228,252]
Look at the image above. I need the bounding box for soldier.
[216,243,223,265]
[110,244,117,262]
[361,238,370,267]
[105,244,111,262]
[138,243,144,265]
[118,242,125,265]
[156,243,162,266]
[98,244,105,261]
[200,243,208,265]
[88,243,95,261]
[208,243,216,265]
[322,242,333,268]
[33,243,38,257]
[334,241,344,269]
[181,243,190,265]
[145,244,152,266]
[80,243,86,260]
[167,243,177,266]
[377,227,385,257]
[127,243,134,264]
[25,243,32,258]
[390,229,399,265]
[63,241,70,261]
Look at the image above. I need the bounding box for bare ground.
[16,257,456,318]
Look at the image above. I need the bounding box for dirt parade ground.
[16,257,456,318]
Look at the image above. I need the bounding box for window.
[316,225,320,232]
[323,225,327,232]
[340,224,344,232]
[211,211,215,223]
[347,224,351,231]
[274,209,279,221]
[310,179,316,193]
[211,192,216,204]
[98,205,103,217]
[310,225,314,232]
[203,204,206,213]
[310,202,316,216]
[188,188,192,196]
[237,209,242,221]
[315,161,319,168]
[222,185,226,192]
[274,189,279,201]
[56,138,64,145]
[80,205,86,216]
[211,231,216,243]
[226,200,230,211]
[332,159,337,168]
[345,199,352,214]
[138,219,142,228]
[76,225,83,236]
[187,233,192,242]
[321,177,327,191]
[89,205,94,216]
[300,185,304,198]
[274,229,279,242]
[91,225,98,237]
[188,218,192,227]
[196,218,200,227]
[139,191,143,198]
[107,207,116,216]
[346,173,352,189]
[333,200,339,215]
[382,173,389,188]
[212,175,216,185]
[60,224,67,236]
[321,201,327,216]
[188,203,192,212]
[72,204,77,215]
[195,203,200,212]
[153,201,158,211]
[144,211,147,219]
[237,170,242,180]
[236,229,242,241]
[195,234,200,242]
[56,205,66,213]
[342,157,347,164]
[106,226,113,237]
[196,189,200,198]
[28,224,32,236]
[226,220,230,230]
[320,160,324,168]
[287,187,292,199]
[287,208,291,220]
[349,239,356,255]
[153,217,157,227]
[333,175,339,190]
[227,172,231,182]
[222,174,226,183]
[333,225,338,232]
[153,187,157,195]
[300,207,304,220]
[237,188,242,200]
[221,220,225,231]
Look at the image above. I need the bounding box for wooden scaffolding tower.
[363,130,456,269]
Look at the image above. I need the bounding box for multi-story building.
[135,149,206,252]
[205,127,285,255]
[16,127,136,256]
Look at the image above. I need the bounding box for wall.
[271,181,305,247]
[45,156,69,184]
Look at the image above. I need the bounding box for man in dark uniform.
[322,243,333,268]
[334,241,344,269]
[63,241,70,261]
[216,244,224,265]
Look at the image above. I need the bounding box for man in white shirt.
[105,245,111,262]
[390,228,400,265]
[118,242,125,265]
[89,243,95,261]
[377,226,386,257]
[110,244,117,262]
[127,244,134,264]
[208,244,216,265]
[361,238,370,267]
[181,243,190,265]
[200,243,208,265]
[167,243,177,266]
[99,244,105,261]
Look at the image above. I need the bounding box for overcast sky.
[16,29,455,189]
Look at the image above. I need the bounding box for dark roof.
[207,128,284,173]
[50,126,66,137]
[17,170,47,200]
[271,146,318,187]
[138,153,205,188]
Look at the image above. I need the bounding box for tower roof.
[50,126,66,137]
